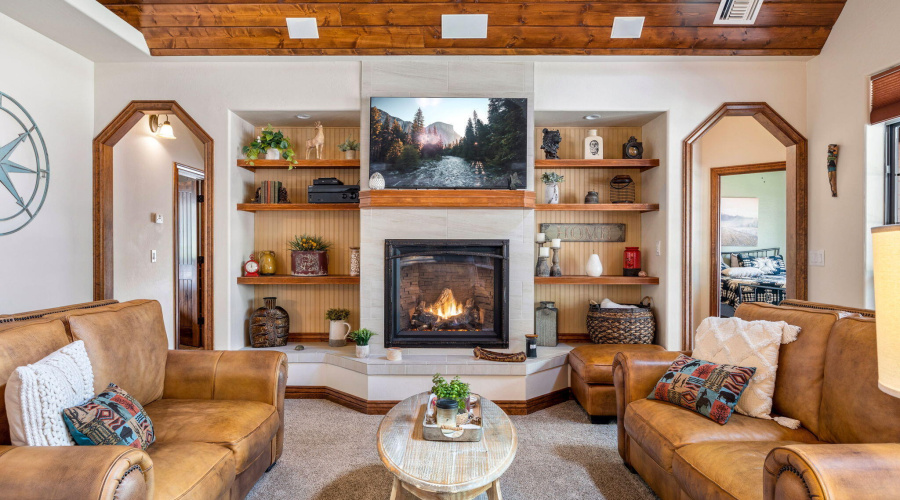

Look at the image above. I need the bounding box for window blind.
[871,65,900,125]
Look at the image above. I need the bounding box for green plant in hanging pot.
[337,136,360,160]
[288,234,331,277]
[347,328,377,358]
[242,124,299,167]
[540,171,565,204]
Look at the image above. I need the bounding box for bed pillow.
[693,317,801,428]
[720,260,729,272]
[721,266,764,278]
[62,383,155,450]
[767,255,787,275]
[647,354,756,424]
[5,341,94,446]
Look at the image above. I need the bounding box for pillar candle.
[539,247,550,257]
[536,233,546,243]
[551,238,561,248]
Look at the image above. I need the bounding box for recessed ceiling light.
[441,14,488,39]
[286,18,319,39]
[296,114,311,120]
[611,17,645,39]
[584,114,602,120]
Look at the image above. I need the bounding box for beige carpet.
[248,399,656,499]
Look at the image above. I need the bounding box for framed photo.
[720,197,759,247]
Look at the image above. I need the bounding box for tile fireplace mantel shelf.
[358,190,536,209]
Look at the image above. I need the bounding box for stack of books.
[259,181,282,204]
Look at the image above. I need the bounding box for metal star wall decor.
[0,92,49,236]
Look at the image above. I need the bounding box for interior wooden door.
[175,165,204,348]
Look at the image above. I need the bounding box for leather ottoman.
[569,344,665,423]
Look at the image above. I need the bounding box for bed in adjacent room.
[719,248,787,317]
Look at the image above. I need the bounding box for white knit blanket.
[7,341,94,446]
[693,317,801,429]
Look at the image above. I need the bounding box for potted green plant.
[431,374,471,414]
[337,136,361,160]
[288,234,331,277]
[347,328,377,358]
[242,125,299,166]
[326,308,351,347]
[541,172,565,204]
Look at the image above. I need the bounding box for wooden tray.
[422,394,483,442]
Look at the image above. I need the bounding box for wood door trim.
[93,101,215,350]
[682,103,807,351]
[709,161,787,318]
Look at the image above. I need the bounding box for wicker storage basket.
[609,175,636,204]
[587,297,655,344]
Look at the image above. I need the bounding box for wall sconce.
[149,114,176,140]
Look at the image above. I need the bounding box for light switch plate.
[809,250,825,267]
[656,241,662,256]
[153,213,164,224]
[151,250,157,263]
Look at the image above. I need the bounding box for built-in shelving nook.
[533,112,664,343]
[237,120,361,342]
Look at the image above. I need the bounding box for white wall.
[112,115,204,346]
[0,13,93,314]
[806,0,900,309]
[537,60,807,348]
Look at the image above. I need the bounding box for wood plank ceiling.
[98,0,846,56]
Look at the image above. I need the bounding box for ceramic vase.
[249,297,289,348]
[265,148,280,160]
[349,247,360,277]
[329,319,351,347]
[291,250,328,276]
[355,344,370,358]
[344,150,356,160]
[369,172,386,190]
[535,301,558,347]
[586,254,603,277]
[584,130,604,159]
[258,251,276,276]
[545,183,560,204]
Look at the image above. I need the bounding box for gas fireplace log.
[473,347,526,363]
[411,298,483,331]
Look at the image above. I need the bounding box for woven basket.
[587,297,655,344]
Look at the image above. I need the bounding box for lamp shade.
[872,225,900,398]
[156,120,176,140]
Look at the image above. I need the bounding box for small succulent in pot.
[242,125,299,167]
[348,328,377,358]
[288,234,331,277]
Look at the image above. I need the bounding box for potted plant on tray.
[431,373,471,414]
[347,328,377,358]
[541,172,565,204]
[242,124,299,167]
[326,308,351,347]
[337,136,360,160]
[289,234,330,276]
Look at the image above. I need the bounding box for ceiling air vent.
[714,0,764,25]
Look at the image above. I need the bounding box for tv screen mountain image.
[369,97,528,189]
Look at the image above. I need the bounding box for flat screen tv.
[369,97,527,189]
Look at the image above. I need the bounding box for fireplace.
[384,239,509,348]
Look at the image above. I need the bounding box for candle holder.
[536,256,551,277]
[535,241,547,275]
[550,247,561,276]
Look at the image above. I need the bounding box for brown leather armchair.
[613,301,900,500]
[0,300,287,500]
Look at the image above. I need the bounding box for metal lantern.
[609,175,635,204]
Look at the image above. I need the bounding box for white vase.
[265,148,280,160]
[355,344,370,358]
[545,183,560,204]
[329,320,351,347]
[369,172,386,190]
[586,254,603,277]
[584,130,603,159]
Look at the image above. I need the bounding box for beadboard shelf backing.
[535,203,658,212]
[247,125,362,337]
[534,159,658,170]
[237,203,360,212]
[359,190,536,209]
[535,284,644,337]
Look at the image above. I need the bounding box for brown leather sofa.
[569,344,664,423]
[0,299,288,500]
[613,301,900,500]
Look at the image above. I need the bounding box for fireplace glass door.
[385,240,509,348]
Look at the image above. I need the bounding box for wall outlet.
[656,241,662,256]
[153,213,164,224]
[809,250,825,267]
[151,250,157,263]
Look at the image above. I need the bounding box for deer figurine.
[306,121,325,160]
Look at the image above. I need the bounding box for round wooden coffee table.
[377,392,518,500]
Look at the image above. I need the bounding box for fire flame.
[425,288,464,320]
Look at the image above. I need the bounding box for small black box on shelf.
[308,184,360,204]
[312,177,344,186]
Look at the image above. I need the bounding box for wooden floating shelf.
[237,203,360,212]
[534,275,659,285]
[237,275,360,285]
[534,159,659,171]
[535,203,659,212]
[237,159,361,171]
[359,190,535,209]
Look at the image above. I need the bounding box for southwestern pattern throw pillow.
[647,354,756,424]
[62,383,155,450]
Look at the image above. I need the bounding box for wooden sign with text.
[539,223,626,242]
